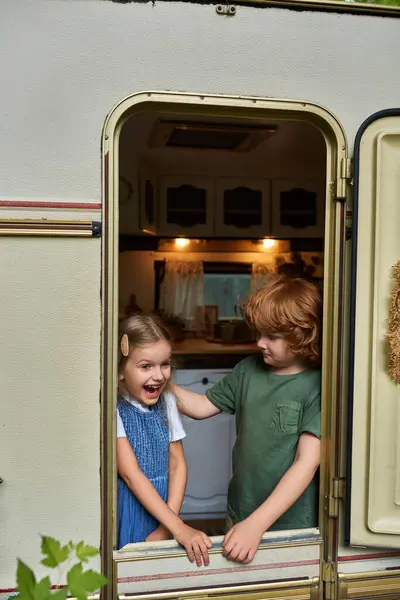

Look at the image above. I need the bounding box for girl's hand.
[145,525,171,542]
[174,524,212,567]
[223,518,264,564]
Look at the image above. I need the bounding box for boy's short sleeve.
[205,361,244,414]
[300,392,321,439]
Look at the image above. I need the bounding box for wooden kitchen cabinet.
[271,179,325,238]
[215,178,271,237]
[158,176,215,237]
[174,369,236,519]
[145,174,325,239]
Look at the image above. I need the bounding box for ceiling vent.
[148,120,277,152]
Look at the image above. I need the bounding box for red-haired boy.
[170,276,322,564]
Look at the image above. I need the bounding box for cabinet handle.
[202,377,209,385]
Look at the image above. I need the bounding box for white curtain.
[160,260,205,332]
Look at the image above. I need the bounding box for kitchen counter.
[172,338,258,355]
[172,338,259,369]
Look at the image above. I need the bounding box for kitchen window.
[154,260,252,318]
[204,268,251,319]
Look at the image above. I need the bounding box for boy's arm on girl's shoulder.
[168,381,221,419]
[223,432,320,564]
[170,357,247,418]
[204,357,251,414]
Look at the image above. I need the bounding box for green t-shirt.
[206,356,321,531]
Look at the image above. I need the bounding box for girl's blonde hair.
[118,313,173,369]
[242,275,322,365]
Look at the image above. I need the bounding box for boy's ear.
[118,373,124,381]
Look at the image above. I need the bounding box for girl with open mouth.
[116,313,212,567]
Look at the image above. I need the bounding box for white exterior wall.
[0,0,400,592]
[0,236,101,589]
[0,0,399,204]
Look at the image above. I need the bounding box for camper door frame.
[101,91,348,600]
[205,0,400,18]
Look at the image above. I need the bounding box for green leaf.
[40,537,70,568]
[16,567,51,600]
[67,563,108,600]
[75,542,99,563]
[34,577,51,600]
[50,588,68,600]
[17,560,36,600]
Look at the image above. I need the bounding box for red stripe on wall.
[117,559,320,583]
[338,551,400,562]
[0,201,101,210]
[3,553,400,593]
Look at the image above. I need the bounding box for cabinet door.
[119,171,140,235]
[139,162,157,235]
[271,179,324,238]
[159,176,214,236]
[174,370,235,519]
[215,178,271,237]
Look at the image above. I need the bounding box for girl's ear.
[118,372,124,381]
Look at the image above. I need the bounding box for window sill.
[114,528,321,562]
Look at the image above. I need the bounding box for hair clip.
[120,334,130,357]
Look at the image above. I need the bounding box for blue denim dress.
[117,396,169,549]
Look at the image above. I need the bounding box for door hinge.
[340,157,353,180]
[322,561,336,583]
[335,158,353,201]
[323,562,348,600]
[325,477,346,518]
[322,561,339,600]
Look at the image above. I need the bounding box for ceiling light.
[262,239,276,249]
[175,238,190,249]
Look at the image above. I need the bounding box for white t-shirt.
[117,391,186,443]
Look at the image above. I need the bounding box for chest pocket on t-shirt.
[269,400,301,435]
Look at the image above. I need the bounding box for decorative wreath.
[387,260,400,384]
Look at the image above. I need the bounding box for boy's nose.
[257,337,267,349]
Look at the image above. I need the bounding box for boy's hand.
[145,525,171,542]
[223,519,264,564]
